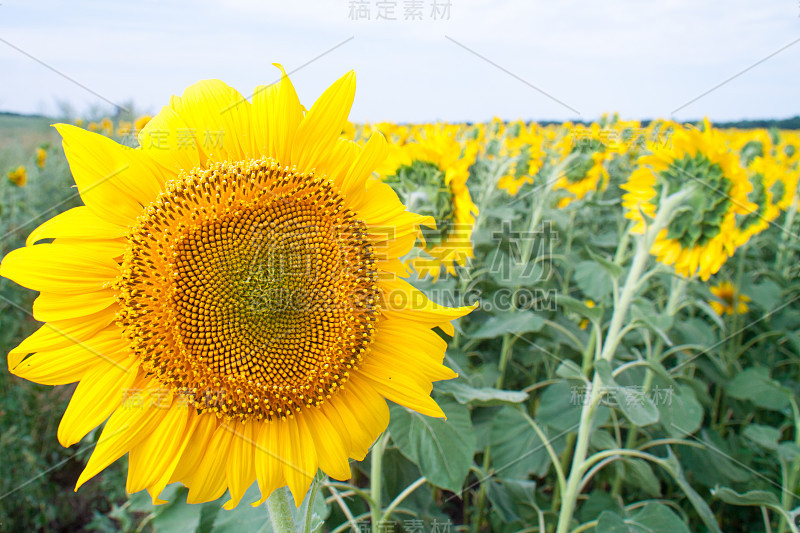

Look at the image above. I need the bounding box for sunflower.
[0,66,474,509]
[379,126,479,279]
[135,114,153,133]
[7,165,26,186]
[553,123,612,208]
[709,281,750,315]
[497,123,546,196]
[773,136,800,211]
[100,117,114,137]
[621,120,755,281]
[36,147,47,169]
[733,155,781,246]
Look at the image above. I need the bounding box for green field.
[2,112,800,533]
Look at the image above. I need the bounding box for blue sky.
[1,0,798,123]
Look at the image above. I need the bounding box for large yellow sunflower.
[621,120,755,280]
[0,66,474,508]
[379,126,479,279]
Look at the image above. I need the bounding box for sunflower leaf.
[388,398,476,492]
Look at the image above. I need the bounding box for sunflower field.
[2,74,800,533]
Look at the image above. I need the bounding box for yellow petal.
[186,423,235,504]
[8,306,117,369]
[54,124,162,225]
[33,290,117,322]
[11,327,130,385]
[380,277,476,329]
[280,416,317,507]
[328,375,389,460]
[137,105,202,176]
[250,81,278,157]
[170,413,218,484]
[127,398,189,494]
[340,133,387,196]
[291,71,356,171]
[357,364,446,418]
[267,64,304,166]
[167,79,252,164]
[301,408,351,481]
[148,409,202,504]
[252,420,285,507]
[75,387,169,489]
[224,421,257,510]
[26,206,126,246]
[58,358,139,447]
[0,243,118,294]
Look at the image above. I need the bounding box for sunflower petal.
[291,70,355,171]
[58,359,139,447]
[26,206,126,245]
[0,243,118,294]
[75,387,169,489]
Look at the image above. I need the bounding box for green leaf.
[615,385,660,427]
[211,484,273,533]
[657,384,703,438]
[485,479,519,522]
[594,360,659,427]
[389,397,476,492]
[630,301,674,344]
[149,486,212,533]
[536,380,583,432]
[712,486,782,510]
[589,430,618,451]
[743,424,781,450]
[596,503,690,533]
[727,367,791,411]
[747,280,782,311]
[555,359,586,381]
[536,380,610,432]
[661,448,723,533]
[578,491,621,523]
[778,442,800,463]
[596,510,628,532]
[623,458,661,497]
[585,247,623,279]
[557,294,604,322]
[574,260,613,300]
[629,503,691,533]
[470,311,545,340]
[490,406,555,479]
[436,381,528,406]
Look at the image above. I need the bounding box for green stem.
[471,451,491,533]
[610,276,685,498]
[370,432,389,533]
[496,334,515,389]
[303,476,322,533]
[266,486,298,533]
[554,189,691,533]
[471,335,514,533]
[776,197,798,278]
[381,477,427,522]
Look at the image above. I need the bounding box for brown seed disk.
[117,158,380,422]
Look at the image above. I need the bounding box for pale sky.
[1,0,798,123]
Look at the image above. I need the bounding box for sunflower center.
[564,138,605,183]
[656,153,731,248]
[118,158,380,422]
